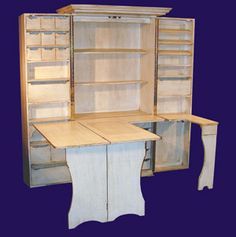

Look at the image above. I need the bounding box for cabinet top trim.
[57,4,172,16]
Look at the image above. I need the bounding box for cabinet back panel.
[75,84,140,113]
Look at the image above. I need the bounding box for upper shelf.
[75,80,147,86]
[74,48,147,54]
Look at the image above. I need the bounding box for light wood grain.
[80,121,160,143]
[66,146,107,228]
[74,48,147,54]
[34,121,109,148]
[107,142,145,221]
[159,113,218,126]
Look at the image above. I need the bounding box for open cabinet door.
[154,17,195,172]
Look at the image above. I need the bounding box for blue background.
[1,0,235,236]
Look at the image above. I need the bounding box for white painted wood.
[107,142,145,221]
[66,146,107,229]
[198,125,218,190]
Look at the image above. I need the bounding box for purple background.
[1,0,235,236]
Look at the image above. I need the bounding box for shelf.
[158,50,192,56]
[158,75,192,79]
[158,40,193,45]
[74,48,147,54]
[28,78,70,84]
[27,45,69,48]
[27,59,70,63]
[31,161,67,170]
[159,29,191,33]
[158,64,192,68]
[30,140,49,148]
[158,94,192,97]
[28,100,70,105]
[75,80,147,86]
[26,29,70,33]
[29,116,70,124]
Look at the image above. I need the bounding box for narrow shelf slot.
[27,59,70,63]
[74,48,147,54]
[158,50,192,56]
[159,29,191,33]
[158,75,192,79]
[75,80,147,86]
[26,29,70,33]
[30,140,49,148]
[158,40,193,45]
[158,94,192,97]
[27,45,69,48]
[158,64,192,68]
[28,78,70,84]
[28,100,70,105]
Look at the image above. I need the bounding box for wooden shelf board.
[31,161,67,170]
[29,116,71,124]
[74,110,148,120]
[158,75,192,79]
[158,64,192,67]
[158,94,192,97]
[30,140,49,147]
[74,48,147,54]
[28,100,70,105]
[27,59,70,63]
[26,29,70,33]
[27,45,69,48]
[159,29,191,33]
[75,80,147,86]
[28,78,70,84]
[159,50,192,56]
[159,40,193,45]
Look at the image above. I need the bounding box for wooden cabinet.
[19,5,218,188]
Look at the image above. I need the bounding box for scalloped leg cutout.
[66,146,107,229]
[198,125,218,191]
[107,142,145,221]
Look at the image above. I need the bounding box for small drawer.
[26,32,41,45]
[55,16,70,30]
[26,15,40,30]
[27,47,41,61]
[51,148,66,162]
[41,32,55,45]
[42,47,55,61]
[41,16,55,30]
[30,144,50,164]
[55,32,69,45]
[56,47,70,60]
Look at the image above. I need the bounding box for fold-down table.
[34,120,160,228]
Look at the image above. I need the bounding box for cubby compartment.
[56,47,70,60]
[55,16,70,30]
[157,96,191,114]
[51,148,66,162]
[31,166,71,186]
[28,61,70,81]
[26,32,41,45]
[41,32,55,45]
[41,16,55,30]
[28,83,70,103]
[41,48,55,61]
[30,143,50,164]
[28,102,70,120]
[27,47,41,61]
[55,32,69,45]
[158,80,191,96]
[26,15,40,30]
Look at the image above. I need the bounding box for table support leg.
[66,146,107,229]
[107,142,145,221]
[198,125,218,190]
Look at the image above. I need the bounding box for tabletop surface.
[34,121,109,149]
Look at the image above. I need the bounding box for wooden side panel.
[19,14,31,186]
[107,142,145,221]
